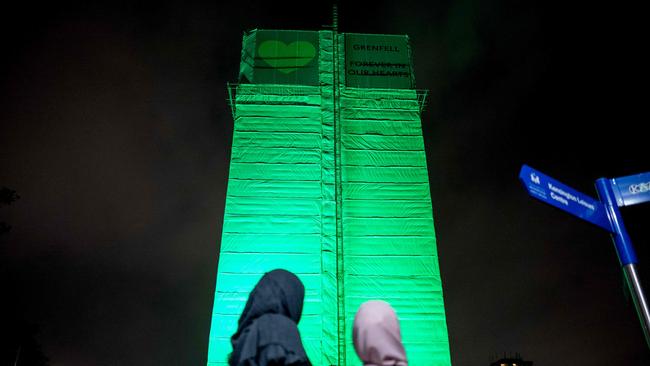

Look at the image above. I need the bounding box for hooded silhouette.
[353,300,408,366]
[229,269,311,366]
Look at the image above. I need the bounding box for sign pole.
[623,264,650,348]
[595,178,650,348]
[520,165,650,348]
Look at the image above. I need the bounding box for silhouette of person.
[229,269,312,366]
[353,300,408,366]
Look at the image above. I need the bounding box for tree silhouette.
[1,320,50,366]
[0,187,19,204]
[0,187,19,235]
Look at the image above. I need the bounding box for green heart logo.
[258,40,316,74]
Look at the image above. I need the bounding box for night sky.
[1,1,648,365]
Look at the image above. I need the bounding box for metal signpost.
[519,164,650,348]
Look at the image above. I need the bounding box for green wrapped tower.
[208,29,451,366]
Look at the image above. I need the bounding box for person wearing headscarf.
[229,269,312,366]
[353,300,408,366]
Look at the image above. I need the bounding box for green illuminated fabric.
[208,29,451,366]
[339,88,450,365]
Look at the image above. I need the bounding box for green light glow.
[208,30,451,366]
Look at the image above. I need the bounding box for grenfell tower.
[207,28,452,366]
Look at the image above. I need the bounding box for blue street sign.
[610,172,650,207]
[520,164,650,347]
[519,165,613,232]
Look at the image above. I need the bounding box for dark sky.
[1,1,648,365]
